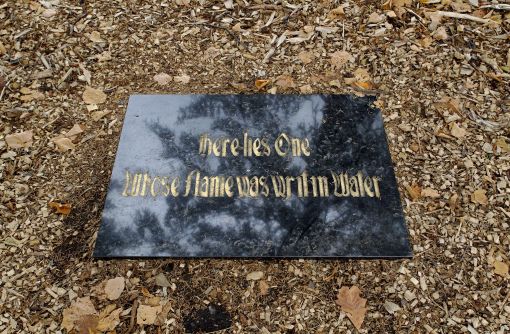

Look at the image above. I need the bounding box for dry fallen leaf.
[352,81,375,90]
[275,75,295,89]
[61,297,98,332]
[255,79,270,90]
[494,260,509,277]
[78,64,91,85]
[406,184,422,201]
[5,130,33,148]
[91,110,111,121]
[246,271,264,280]
[53,137,75,152]
[154,72,172,85]
[174,74,190,84]
[82,86,107,104]
[330,50,354,69]
[327,4,349,19]
[368,12,385,24]
[419,36,433,48]
[433,26,448,41]
[450,123,467,139]
[65,124,84,140]
[298,51,314,64]
[451,1,471,13]
[104,277,125,301]
[421,187,440,198]
[136,304,162,325]
[87,31,105,43]
[383,301,401,314]
[495,138,509,152]
[154,273,171,287]
[19,88,44,101]
[154,301,173,326]
[471,189,488,205]
[259,280,270,295]
[49,201,72,215]
[0,41,6,55]
[300,84,313,94]
[336,286,367,330]
[449,193,459,211]
[96,307,122,332]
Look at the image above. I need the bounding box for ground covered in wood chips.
[1,0,510,333]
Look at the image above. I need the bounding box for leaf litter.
[1,0,509,332]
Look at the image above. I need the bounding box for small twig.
[437,11,493,24]
[128,299,139,332]
[14,28,32,39]
[480,4,510,11]
[0,79,11,102]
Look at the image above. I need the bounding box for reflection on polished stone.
[93,95,412,258]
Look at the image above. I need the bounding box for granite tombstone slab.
[93,94,412,258]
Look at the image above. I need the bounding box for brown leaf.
[494,260,509,277]
[49,201,72,215]
[433,26,448,41]
[297,51,314,64]
[75,314,99,334]
[65,124,84,140]
[421,187,440,198]
[174,74,190,84]
[406,184,422,201]
[246,271,264,280]
[451,1,471,13]
[104,277,125,300]
[275,75,295,89]
[5,130,33,148]
[450,123,467,139]
[352,81,375,90]
[259,280,270,295]
[495,138,509,152]
[154,273,171,287]
[82,86,107,104]
[87,31,105,43]
[336,286,367,330]
[368,12,385,24]
[136,304,162,325]
[154,72,172,85]
[255,79,270,90]
[91,110,111,121]
[330,51,354,69]
[299,84,313,94]
[419,36,433,48]
[19,88,44,101]
[96,307,122,332]
[327,4,349,19]
[154,301,173,326]
[61,297,98,332]
[471,189,488,205]
[449,193,459,211]
[53,137,75,152]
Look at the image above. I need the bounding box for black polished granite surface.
[93,95,412,258]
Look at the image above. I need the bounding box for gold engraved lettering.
[363,177,374,197]
[373,176,381,199]
[225,176,234,197]
[131,173,143,196]
[230,138,240,156]
[275,133,289,157]
[317,176,329,197]
[171,177,180,197]
[150,176,161,196]
[301,138,311,156]
[122,170,131,196]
